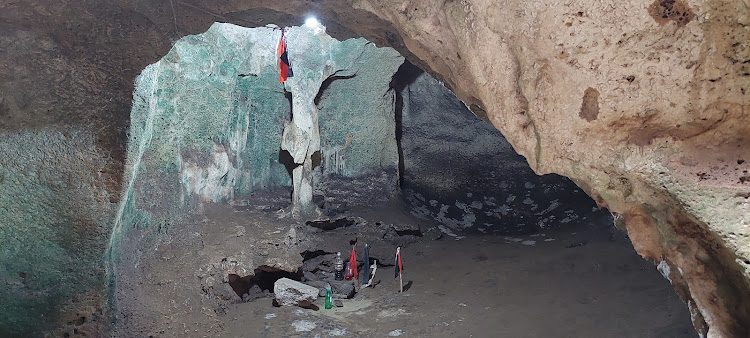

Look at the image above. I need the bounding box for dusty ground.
[113,191,694,337]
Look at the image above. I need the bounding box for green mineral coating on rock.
[233,67,295,193]
[0,22,406,336]
[276,26,404,216]
[114,22,405,236]
[127,24,292,195]
[102,22,407,333]
[107,24,295,270]
[0,129,113,336]
[317,42,403,176]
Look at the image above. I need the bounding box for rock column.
[279,26,337,218]
[278,26,404,218]
[281,76,322,218]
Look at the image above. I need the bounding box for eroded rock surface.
[361,1,748,335]
[109,23,406,336]
[278,26,403,217]
[112,23,403,242]
[398,66,605,235]
[0,129,113,335]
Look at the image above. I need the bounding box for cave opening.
[228,266,303,299]
[107,21,696,337]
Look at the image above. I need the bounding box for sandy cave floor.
[113,192,695,337]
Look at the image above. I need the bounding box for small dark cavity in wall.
[648,0,695,26]
[382,224,424,246]
[390,60,425,187]
[393,228,423,237]
[300,249,332,261]
[314,74,356,106]
[227,265,302,298]
[278,148,295,179]
[306,217,357,231]
[579,87,600,122]
[311,150,322,169]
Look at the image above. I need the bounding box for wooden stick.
[398,246,403,292]
[399,272,403,293]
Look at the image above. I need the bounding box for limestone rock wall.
[400,68,603,234]
[317,49,403,178]
[109,25,291,273]
[0,129,113,336]
[350,1,750,335]
[112,22,403,233]
[314,44,404,207]
[108,22,404,334]
[276,26,402,216]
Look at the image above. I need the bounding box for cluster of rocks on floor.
[273,251,361,307]
[274,278,355,307]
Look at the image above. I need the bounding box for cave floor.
[222,226,695,337]
[114,193,695,337]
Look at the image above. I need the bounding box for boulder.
[305,281,330,297]
[302,270,319,282]
[305,280,356,299]
[273,278,319,306]
[329,280,356,299]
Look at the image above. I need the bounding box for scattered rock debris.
[291,319,317,332]
[389,329,405,336]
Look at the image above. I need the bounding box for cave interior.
[107,22,692,337]
[2,1,749,336]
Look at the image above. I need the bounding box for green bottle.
[325,287,333,309]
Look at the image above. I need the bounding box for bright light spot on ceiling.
[305,17,320,28]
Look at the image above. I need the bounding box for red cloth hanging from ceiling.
[277,30,293,83]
